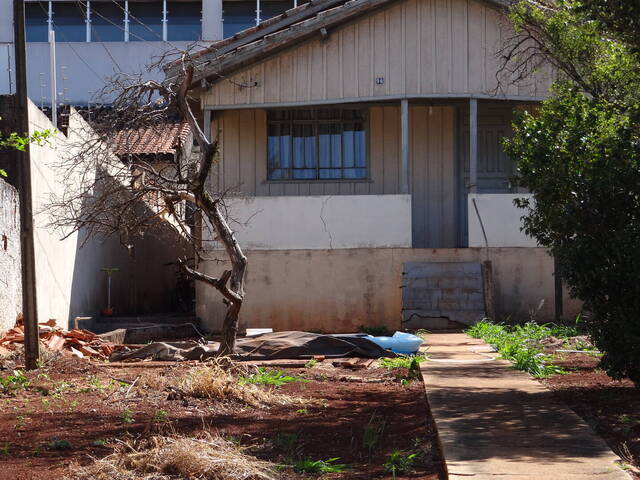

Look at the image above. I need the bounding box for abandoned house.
[167,0,582,333]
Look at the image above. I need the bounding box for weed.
[378,355,426,370]
[0,370,29,393]
[0,442,11,455]
[295,408,309,415]
[48,439,74,451]
[304,359,318,369]
[91,439,108,447]
[272,433,299,454]
[360,325,391,336]
[362,414,385,455]
[384,450,418,477]
[238,368,306,387]
[290,457,346,474]
[152,409,168,423]
[467,320,570,378]
[120,408,134,424]
[14,415,26,430]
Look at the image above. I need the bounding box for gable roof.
[165,0,510,88]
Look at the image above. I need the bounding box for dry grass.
[67,433,281,480]
[136,359,302,407]
[180,365,299,407]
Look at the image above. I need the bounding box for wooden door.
[410,106,457,248]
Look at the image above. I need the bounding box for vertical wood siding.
[212,106,403,196]
[203,0,552,108]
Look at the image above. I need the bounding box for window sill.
[263,178,374,184]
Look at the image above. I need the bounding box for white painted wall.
[468,193,537,247]
[0,179,21,333]
[214,194,413,250]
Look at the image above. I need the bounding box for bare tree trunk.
[176,64,248,356]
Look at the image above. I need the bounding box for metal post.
[49,30,57,127]
[47,1,53,37]
[400,99,410,195]
[162,0,168,41]
[124,0,129,42]
[469,98,478,193]
[14,0,40,370]
[6,44,12,94]
[256,0,261,25]
[86,0,91,42]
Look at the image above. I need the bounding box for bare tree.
[49,54,247,356]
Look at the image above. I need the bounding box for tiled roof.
[112,122,191,156]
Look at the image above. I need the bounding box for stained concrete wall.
[221,194,412,249]
[196,247,583,333]
[0,179,21,333]
[468,193,538,247]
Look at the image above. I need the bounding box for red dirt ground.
[544,352,640,479]
[0,356,445,480]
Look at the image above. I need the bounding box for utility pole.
[14,0,40,370]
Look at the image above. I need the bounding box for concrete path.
[421,333,630,480]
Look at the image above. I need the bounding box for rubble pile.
[0,317,114,359]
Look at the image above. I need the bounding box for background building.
[0,0,300,106]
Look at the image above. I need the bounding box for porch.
[206,98,535,249]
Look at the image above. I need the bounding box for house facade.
[183,0,582,332]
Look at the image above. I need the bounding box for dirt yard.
[544,352,640,479]
[0,355,445,480]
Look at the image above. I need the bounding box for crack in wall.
[319,195,334,249]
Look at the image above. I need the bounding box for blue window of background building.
[167,2,202,41]
[261,0,294,21]
[222,1,255,38]
[53,2,86,42]
[26,2,49,42]
[91,2,125,42]
[129,2,163,41]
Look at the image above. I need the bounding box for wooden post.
[14,0,40,370]
[204,109,212,141]
[400,99,409,194]
[469,98,478,193]
[482,260,496,320]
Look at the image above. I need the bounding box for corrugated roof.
[112,122,191,156]
[165,0,510,87]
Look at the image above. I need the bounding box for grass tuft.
[466,319,577,378]
[238,368,306,387]
[289,457,346,474]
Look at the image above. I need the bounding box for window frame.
[265,108,371,183]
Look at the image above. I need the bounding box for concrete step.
[402,262,485,329]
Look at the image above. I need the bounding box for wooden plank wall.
[410,106,457,248]
[210,106,403,196]
[203,0,552,108]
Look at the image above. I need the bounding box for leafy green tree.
[0,129,53,177]
[503,0,640,383]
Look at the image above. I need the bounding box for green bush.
[504,1,640,384]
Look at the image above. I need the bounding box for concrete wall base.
[196,247,582,333]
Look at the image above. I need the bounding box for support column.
[202,0,223,41]
[400,99,410,194]
[469,98,478,193]
[204,109,212,141]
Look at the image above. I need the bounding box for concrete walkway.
[421,333,630,480]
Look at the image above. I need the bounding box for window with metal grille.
[267,109,367,180]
